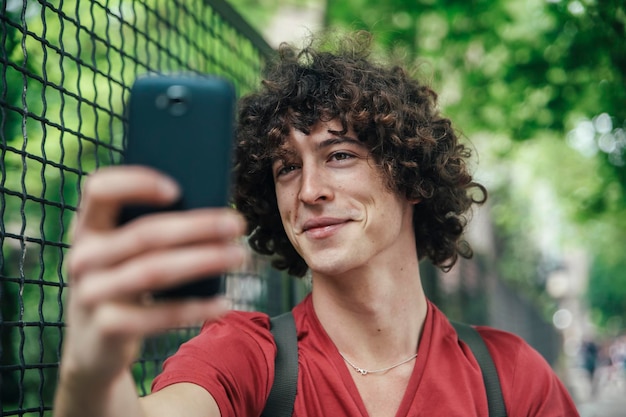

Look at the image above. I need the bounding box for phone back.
[125,74,235,210]
[119,75,236,299]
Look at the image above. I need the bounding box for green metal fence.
[0,1,292,415]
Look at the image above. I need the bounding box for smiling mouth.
[302,218,347,232]
[300,218,350,238]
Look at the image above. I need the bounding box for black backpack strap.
[261,312,298,417]
[451,321,507,417]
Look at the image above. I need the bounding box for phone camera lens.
[166,85,190,116]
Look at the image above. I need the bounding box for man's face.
[272,119,417,278]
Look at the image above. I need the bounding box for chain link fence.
[0,1,306,415]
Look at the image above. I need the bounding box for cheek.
[277,204,291,227]
[370,193,410,229]
[276,196,296,236]
[276,190,292,217]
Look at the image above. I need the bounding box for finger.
[93,297,231,338]
[76,243,247,305]
[67,208,246,280]
[75,166,180,235]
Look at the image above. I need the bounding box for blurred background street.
[569,362,626,417]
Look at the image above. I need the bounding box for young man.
[54,34,579,417]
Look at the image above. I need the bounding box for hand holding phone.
[120,74,236,299]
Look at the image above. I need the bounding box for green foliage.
[488,173,559,321]
[228,0,283,32]
[325,0,626,182]
[587,253,626,331]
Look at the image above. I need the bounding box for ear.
[408,198,421,205]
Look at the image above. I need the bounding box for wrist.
[54,365,136,417]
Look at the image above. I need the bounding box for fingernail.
[159,178,180,199]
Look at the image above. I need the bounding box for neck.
[311,259,428,367]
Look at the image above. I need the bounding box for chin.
[306,254,362,277]
[297,238,368,275]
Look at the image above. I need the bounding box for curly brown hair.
[233,32,487,277]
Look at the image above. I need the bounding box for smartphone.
[119,74,236,299]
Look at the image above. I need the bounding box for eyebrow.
[271,136,364,162]
[317,136,364,150]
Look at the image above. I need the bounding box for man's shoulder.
[472,325,556,382]
[194,309,275,351]
[470,328,579,415]
[473,325,542,365]
[473,325,527,349]
[202,309,271,333]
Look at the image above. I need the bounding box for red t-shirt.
[152,294,579,416]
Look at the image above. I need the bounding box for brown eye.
[330,152,354,161]
[277,164,298,177]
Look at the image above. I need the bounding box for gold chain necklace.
[339,352,418,376]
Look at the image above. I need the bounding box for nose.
[298,164,332,204]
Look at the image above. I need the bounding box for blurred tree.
[587,252,626,331]
[325,0,625,190]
